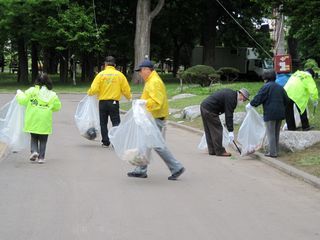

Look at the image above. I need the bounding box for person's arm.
[250,85,268,107]
[51,95,62,112]
[143,82,163,112]
[224,97,235,132]
[87,74,101,96]
[16,87,33,106]
[305,76,318,101]
[120,74,132,100]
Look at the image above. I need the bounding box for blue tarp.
[275,73,291,87]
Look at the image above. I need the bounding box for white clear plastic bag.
[74,95,100,140]
[237,108,266,156]
[109,99,165,166]
[197,125,230,151]
[0,95,29,151]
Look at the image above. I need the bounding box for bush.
[180,65,220,87]
[304,59,320,79]
[217,67,240,82]
[304,59,318,69]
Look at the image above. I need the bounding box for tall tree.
[151,0,200,76]
[134,0,165,82]
[46,3,108,82]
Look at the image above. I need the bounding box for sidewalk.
[168,121,320,189]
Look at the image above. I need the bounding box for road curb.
[0,142,8,163]
[168,121,320,189]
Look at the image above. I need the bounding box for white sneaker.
[38,158,46,164]
[29,152,39,161]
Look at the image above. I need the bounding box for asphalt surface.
[0,93,320,240]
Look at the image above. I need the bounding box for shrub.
[217,67,240,82]
[304,59,320,79]
[180,65,220,87]
[304,59,318,69]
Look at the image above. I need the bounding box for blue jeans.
[133,119,183,174]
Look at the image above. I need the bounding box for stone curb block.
[168,121,320,190]
[0,142,8,163]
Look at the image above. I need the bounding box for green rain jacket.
[17,85,61,134]
[284,70,318,113]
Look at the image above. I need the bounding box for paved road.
[0,93,320,240]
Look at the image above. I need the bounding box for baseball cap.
[239,88,250,100]
[134,60,154,71]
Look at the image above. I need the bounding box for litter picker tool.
[233,140,241,154]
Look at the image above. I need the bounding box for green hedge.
[180,65,220,87]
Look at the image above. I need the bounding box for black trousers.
[99,100,120,145]
[285,98,309,130]
[200,106,226,155]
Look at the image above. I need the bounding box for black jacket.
[250,81,288,121]
[201,89,237,131]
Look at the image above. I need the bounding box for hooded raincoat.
[17,85,61,134]
[284,70,318,113]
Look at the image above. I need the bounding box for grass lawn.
[1,72,320,177]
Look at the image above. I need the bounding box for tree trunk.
[288,36,300,71]
[202,2,219,67]
[172,39,181,77]
[31,42,39,83]
[59,50,68,83]
[43,48,58,74]
[133,0,165,83]
[17,37,28,84]
[87,53,95,81]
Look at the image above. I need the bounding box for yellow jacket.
[141,70,169,119]
[87,66,131,101]
[284,70,318,113]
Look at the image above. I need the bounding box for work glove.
[246,103,253,111]
[135,99,147,106]
[228,131,234,142]
[313,100,318,108]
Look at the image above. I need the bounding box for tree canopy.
[0,0,318,83]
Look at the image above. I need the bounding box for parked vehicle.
[191,46,273,79]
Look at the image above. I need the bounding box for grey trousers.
[133,119,183,174]
[200,106,226,155]
[265,120,282,157]
[30,133,48,159]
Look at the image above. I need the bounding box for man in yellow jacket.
[284,68,318,131]
[88,56,132,147]
[127,60,185,180]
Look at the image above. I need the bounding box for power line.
[215,0,273,58]
[92,0,99,38]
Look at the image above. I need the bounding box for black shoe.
[102,143,110,148]
[303,126,314,131]
[264,153,277,158]
[168,167,185,181]
[127,172,148,178]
